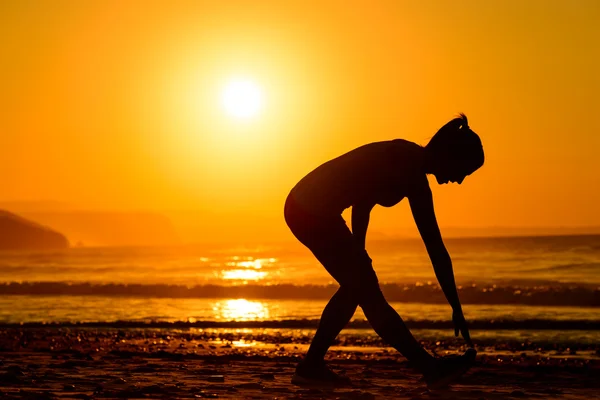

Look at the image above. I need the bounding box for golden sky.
[1,0,599,242]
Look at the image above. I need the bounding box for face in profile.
[434,159,479,185]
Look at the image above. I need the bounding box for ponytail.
[426,113,484,170]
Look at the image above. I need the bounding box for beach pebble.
[542,388,563,394]
[509,390,526,397]
[296,388,323,395]
[57,360,81,369]
[30,391,55,400]
[347,390,375,399]
[269,387,292,393]
[0,372,22,384]
[198,368,219,375]
[7,365,24,375]
[235,382,263,389]
[63,383,76,391]
[143,384,166,394]
[207,374,225,382]
[133,365,158,372]
[195,390,219,398]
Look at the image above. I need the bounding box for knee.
[341,281,384,308]
[357,284,387,311]
[335,285,359,304]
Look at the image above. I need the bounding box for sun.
[221,79,263,119]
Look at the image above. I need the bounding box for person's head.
[425,113,484,185]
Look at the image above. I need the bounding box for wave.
[519,262,600,273]
[1,318,599,330]
[1,281,599,306]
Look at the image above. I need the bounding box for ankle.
[301,355,325,367]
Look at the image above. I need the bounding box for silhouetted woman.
[284,114,484,388]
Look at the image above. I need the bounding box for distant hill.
[0,201,75,213]
[0,210,69,250]
[20,212,181,247]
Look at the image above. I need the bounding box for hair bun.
[458,113,469,130]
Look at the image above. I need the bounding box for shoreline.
[3,318,600,330]
[1,327,599,399]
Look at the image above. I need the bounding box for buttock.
[284,194,378,289]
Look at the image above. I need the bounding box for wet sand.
[0,327,598,399]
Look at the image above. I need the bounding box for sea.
[1,235,599,347]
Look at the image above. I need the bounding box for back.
[290,139,424,215]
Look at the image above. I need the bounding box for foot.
[422,348,477,389]
[291,360,351,387]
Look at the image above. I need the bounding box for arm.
[351,202,375,249]
[408,180,473,345]
[408,181,462,311]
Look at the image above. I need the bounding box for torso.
[374,182,406,208]
[290,139,427,216]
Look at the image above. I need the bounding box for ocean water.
[0,235,599,329]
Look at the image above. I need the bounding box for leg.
[303,286,358,365]
[307,231,434,369]
[284,198,361,367]
[284,196,433,382]
[357,284,434,371]
[293,286,358,384]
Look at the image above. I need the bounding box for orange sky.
[1,1,599,243]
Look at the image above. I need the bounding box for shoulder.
[384,139,427,175]
[384,139,424,162]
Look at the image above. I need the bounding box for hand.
[452,309,473,347]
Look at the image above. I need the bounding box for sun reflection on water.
[220,257,277,282]
[231,339,256,347]
[212,299,269,321]
[221,269,267,281]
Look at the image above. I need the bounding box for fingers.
[462,327,470,339]
[464,335,473,347]
[462,328,473,347]
[454,312,473,347]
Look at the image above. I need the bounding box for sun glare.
[221,79,263,118]
[212,299,269,321]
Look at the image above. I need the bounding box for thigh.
[294,216,378,289]
[309,223,379,289]
[284,194,378,288]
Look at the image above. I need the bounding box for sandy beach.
[1,327,598,399]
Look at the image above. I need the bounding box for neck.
[422,147,436,175]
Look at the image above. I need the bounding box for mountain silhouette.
[0,210,69,250]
